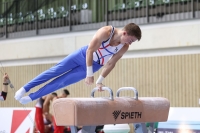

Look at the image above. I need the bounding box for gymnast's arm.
[43,94,54,122]
[96,45,129,90]
[85,26,112,85]
[0,73,9,101]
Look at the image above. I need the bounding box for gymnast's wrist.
[86,66,94,77]
[3,82,9,85]
[96,75,104,84]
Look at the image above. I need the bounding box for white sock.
[19,96,32,104]
[14,87,26,101]
[77,130,82,133]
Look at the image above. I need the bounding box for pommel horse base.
[52,87,170,133]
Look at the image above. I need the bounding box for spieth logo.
[112,110,142,121]
[112,110,121,121]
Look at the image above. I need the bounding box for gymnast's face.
[121,32,137,45]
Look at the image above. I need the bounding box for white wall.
[0,19,200,66]
[130,19,200,50]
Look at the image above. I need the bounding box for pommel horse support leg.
[52,87,170,133]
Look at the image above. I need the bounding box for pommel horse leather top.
[52,87,170,126]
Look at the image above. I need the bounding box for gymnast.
[15,23,142,104]
[0,73,10,101]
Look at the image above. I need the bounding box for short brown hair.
[123,23,142,41]
[63,89,70,95]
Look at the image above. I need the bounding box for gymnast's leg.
[15,48,85,101]
[19,66,86,104]
[35,101,45,133]
[19,62,102,104]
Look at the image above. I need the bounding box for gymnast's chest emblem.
[114,47,118,52]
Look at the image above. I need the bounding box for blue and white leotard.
[24,26,124,101]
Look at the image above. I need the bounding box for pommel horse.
[52,87,170,133]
